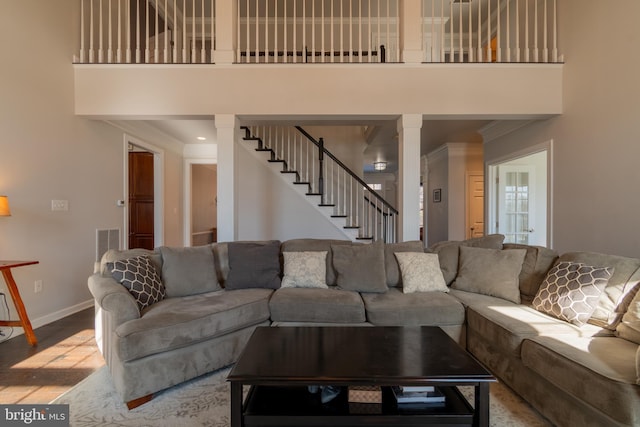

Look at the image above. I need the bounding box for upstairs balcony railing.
[75,0,561,65]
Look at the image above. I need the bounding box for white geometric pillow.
[395,252,448,294]
[281,251,328,289]
[532,261,613,326]
[109,255,166,310]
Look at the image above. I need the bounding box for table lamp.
[0,196,11,216]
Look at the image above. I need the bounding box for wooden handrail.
[295,126,398,215]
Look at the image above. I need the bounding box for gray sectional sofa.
[87,236,640,426]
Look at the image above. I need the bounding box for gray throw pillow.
[452,246,527,303]
[332,242,387,293]
[225,241,281,290]
[428,234,505,285]
[159,246,219,297]
[109,255,165,310]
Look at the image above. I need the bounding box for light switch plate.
[51,200,69,211]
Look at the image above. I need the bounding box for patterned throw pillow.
[109,255,166,311]
[394,252,448,294]
[532,261,613,326]
[281,251,328,289]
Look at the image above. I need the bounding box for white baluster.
[294,0,298,63]
[349,0,353,62]
[515,0,520,62]
[486,0,491,62]
[99,0,104,63]
[201,0,206,63]
[154,0,159,63]
[449,0,453,62]
[321,0,325,62]
[311,0,315,63]
[506,0,511,62]
[477,0,482,62]
[441,0,445,62]
[191,0,196,62]
[173,0,177,63]
[524,0,529,62]
[117,0,123,62]
[542,0,548,62]
[552,0,558,62]
[265,0,269,63]
[108,0,113,63]
[497,0,501,62]
[276,0,280,63]
[386,0,390,62]
[358,0,362,63]
[458,0,463,62]
[80,0,86,62]
[211,0,215,62]
[303,0,306,63]
[182,0,187,62]
[126,0,132,63]
[89,0,95,63]
[468,0,473,62]
[145,0,150,63]
[533,0,538,62]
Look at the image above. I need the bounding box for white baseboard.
[1,299,95,340]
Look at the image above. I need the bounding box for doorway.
[487,143,551,247]
[124,136,164,249]
[183,158,217,246]
[466,172,484,239]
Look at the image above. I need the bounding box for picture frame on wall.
[433,189,442,203]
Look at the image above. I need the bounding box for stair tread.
[356,237,374,240]
[255,148,273,152]
[268,159,285,162]
[318,204,335,207]
[344,226,360,229]
[281,171,298,174]
[306,193,322,196]
[331,215,348,218]
[294,182,310,185]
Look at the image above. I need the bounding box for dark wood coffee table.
[228,326,496,427]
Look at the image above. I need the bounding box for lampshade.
[373,161,387,171]
[0,195,11,216]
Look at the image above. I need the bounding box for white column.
[215,114,238,241]
[400,0,423,63]
[397,114,422,241]
[214,0,237,64]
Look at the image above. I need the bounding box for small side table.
[0,261,39,346]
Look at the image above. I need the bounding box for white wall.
[484,1,640,257]
[236,139,349,241]
[0,1,123,327]
[0,0,184,333]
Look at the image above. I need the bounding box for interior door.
[498,165,536,244]
[467,174,484,238]
[129,151,155,249]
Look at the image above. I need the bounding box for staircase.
[241,125,398,243]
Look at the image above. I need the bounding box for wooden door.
[467,174,485,238]
[129,152,154,249]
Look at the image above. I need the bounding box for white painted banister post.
[400,0,423,64]
[398,114,422,241]
[215,114,238,241]
[214,0,237,64]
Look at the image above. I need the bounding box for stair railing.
[242,125,397,243]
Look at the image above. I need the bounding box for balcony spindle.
[525,0,530,62]
[533,0,539,62]
[506,0,511,62]
[154,0,159,63]
[552,0,558,62]
[496,0,501,62]
[145,0,150,63]
[477,0,482,62]
[200,0,206,63]
[486,0,491,62]
[449,0,452,62]
[515,0,520,61]
[458,0,462,63]
[542,0,548,63]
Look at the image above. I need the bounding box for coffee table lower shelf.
[242,385,474,427]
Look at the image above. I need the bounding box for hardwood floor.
[0,307,104,404]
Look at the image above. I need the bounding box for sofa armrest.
[88,273,140,326]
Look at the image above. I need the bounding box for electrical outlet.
[34,280,43,293]
[51,199,69,211]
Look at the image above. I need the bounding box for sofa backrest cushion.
[428,234,505,285]
[557,252,640,329]
[332,242,388,293]
[225,240,282,290]
[503,243,559,301]
[451,246,527,303]
[159,246,220,297]
[100,248,162,276]
[281,238,353,286]
[384,240,425,287]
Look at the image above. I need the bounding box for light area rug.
[53,366,552,427]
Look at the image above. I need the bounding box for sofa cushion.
[451,246,527,303]
[281,251,328,289]
[556,252,640,329]
[450,289,612,357]
[428,234,505,285]
[225,241,281,290]
[332,242,388,293]
[109,255,165,310]
[532,261,613,326]
[159,246,219,297]
[521,336,640,426]
[281,239,353,286]
[115,288,273,361]
[394,252,448,293]
[383,241,424,287]
[617,284,640,345]
[269,287,366,323]
[362,287,465,326]
[503,243,558,300]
